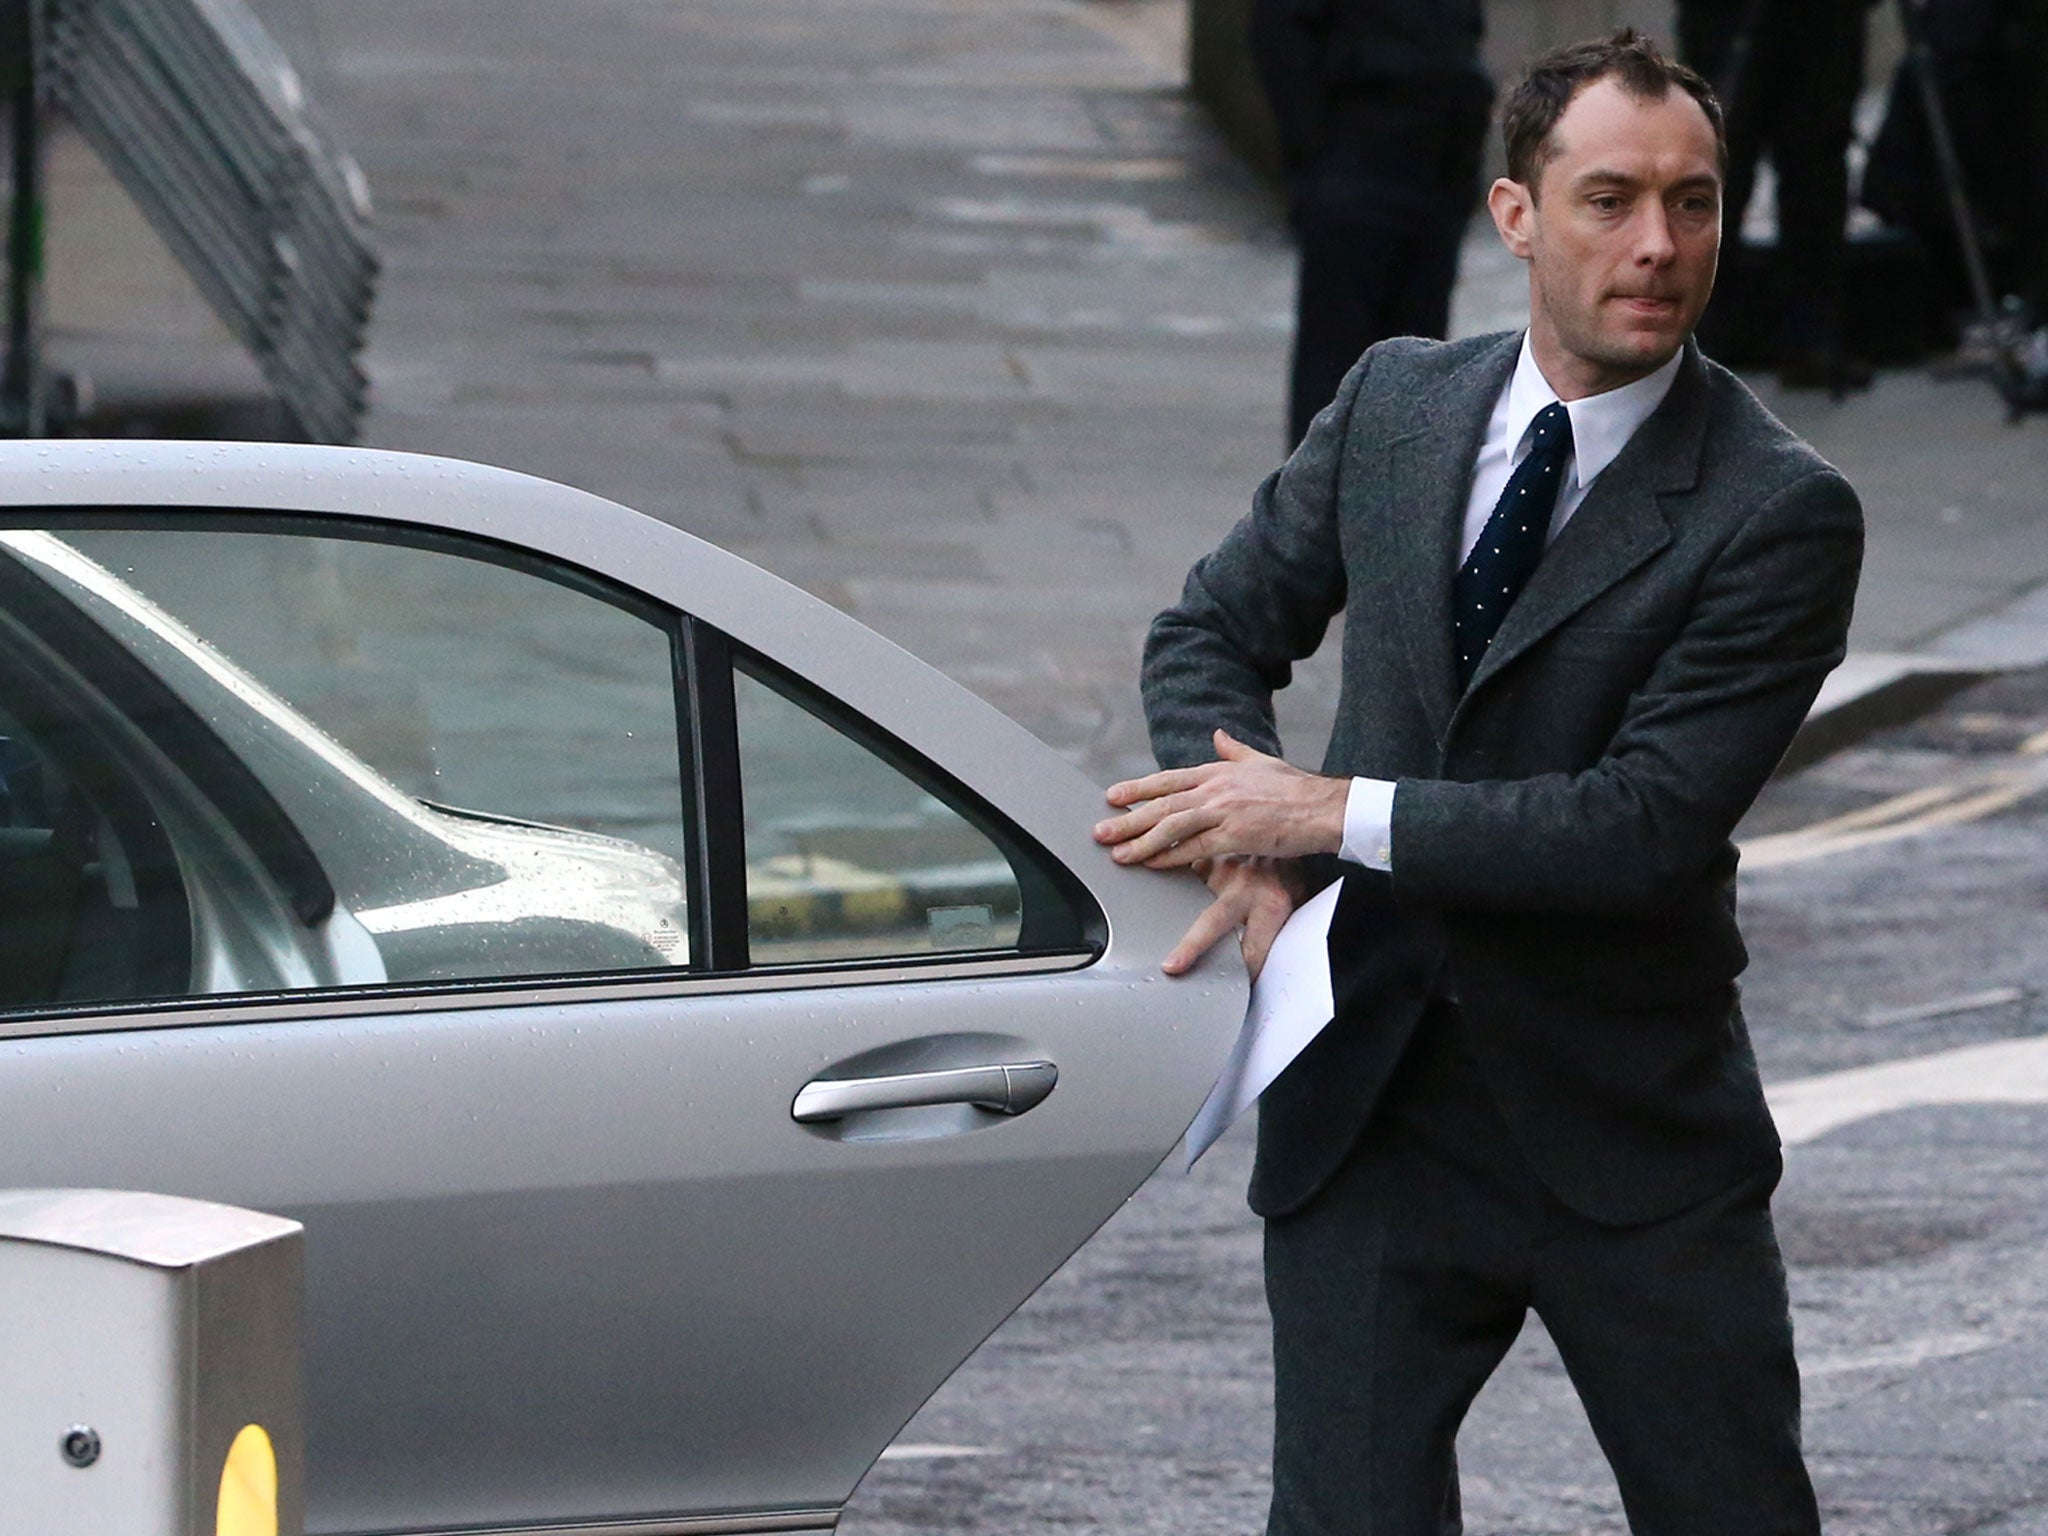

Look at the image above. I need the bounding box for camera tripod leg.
[1893,0,2037,414]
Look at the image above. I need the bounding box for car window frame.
[0,507,1105,1039]
[721,641,1105,973]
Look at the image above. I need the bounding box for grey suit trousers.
[1263,1003,1819,1536]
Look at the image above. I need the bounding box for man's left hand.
[1093,728,1349,868]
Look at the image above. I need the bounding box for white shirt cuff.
[1340,776,1396,870]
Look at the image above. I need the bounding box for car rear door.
[0,444,1245,1536]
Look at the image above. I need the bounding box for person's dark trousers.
[1680,0,1869,361]
[1285,86,1491,447]
[1263,1002,1820,1535]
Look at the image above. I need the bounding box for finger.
[1104,764,1212,808]
[1161,895,1246,976]
[1093,792,1182,846]
[1212,728,1273,764]
[1140,827,1221,870]
[1238,901,1291,981]
[1212,729,1277,765]
[1114,804,1221,865]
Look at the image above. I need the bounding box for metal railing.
[2,0,376,442]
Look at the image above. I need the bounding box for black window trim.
[0,507,678,631]
[679,617,749,973]
[725,642,1107,972]
[0,948,1101,1041]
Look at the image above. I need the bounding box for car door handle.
[791,1061,1058,1123]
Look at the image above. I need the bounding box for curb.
[1785,581,2048,773]
[1783,654,1993,775]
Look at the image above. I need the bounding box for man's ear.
[1488,176,1536,260]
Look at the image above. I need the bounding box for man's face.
[1489,75,1722,397]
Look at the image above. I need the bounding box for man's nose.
[1633,204,1676,266]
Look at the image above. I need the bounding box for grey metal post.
[1,0,48,437]
[0,1189,304,1536]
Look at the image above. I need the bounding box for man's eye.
[1590,195,1625,213]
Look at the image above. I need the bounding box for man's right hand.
[1165,855,1305,980]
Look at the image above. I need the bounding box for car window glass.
[734,662,1028,964]
[0,692,189,1007]
[0,523,689,1011]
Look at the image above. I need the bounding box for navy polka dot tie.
[1453,401,1573,691]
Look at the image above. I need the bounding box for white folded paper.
[1183,879,1342,1168]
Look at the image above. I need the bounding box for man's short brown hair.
[1500,29,1725,195]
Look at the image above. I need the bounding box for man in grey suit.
[1093,31,1862,1535]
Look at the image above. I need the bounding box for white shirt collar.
[1502,331,1683,493]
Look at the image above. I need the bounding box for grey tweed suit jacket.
[1143,330,1864,1225]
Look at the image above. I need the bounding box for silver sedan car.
[0,442,1244,1536]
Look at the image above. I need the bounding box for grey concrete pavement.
[27,0,2048,1530]
[45,1,2048,785]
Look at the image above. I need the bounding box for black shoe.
[1777,348,1875,396]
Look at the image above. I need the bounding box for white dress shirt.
[1338,335,1684,870]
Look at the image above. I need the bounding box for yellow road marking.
[1770,1031,2048,1145]
[1775,782,1962,841]
[1742,765,2048,870]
